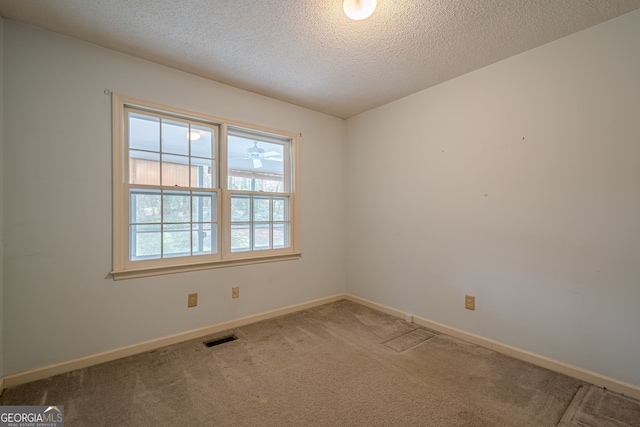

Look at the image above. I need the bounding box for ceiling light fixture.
[343,0,376,20]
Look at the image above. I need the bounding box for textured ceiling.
[1,0,639,118]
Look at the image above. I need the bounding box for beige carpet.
[1,300,638,426]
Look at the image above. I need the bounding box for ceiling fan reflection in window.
[242,141,283,168]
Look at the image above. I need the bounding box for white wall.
[2,21,346,375]
[346,10,640,386]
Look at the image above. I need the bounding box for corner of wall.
[1,15,5,382]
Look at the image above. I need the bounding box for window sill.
[111,252,302,280]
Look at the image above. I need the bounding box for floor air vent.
[204,335,238,348]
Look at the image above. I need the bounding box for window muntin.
[112,94,300,279]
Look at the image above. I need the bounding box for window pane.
[191,157,214,188]
[163,224,191,257]
[227,173,283,192]
[162,154,190,187]
[227,176,251,191]
[231,195,251,222]
[231,223,251,252]
[131,224,161,260]
[253,197,270,222]
[163,191,190,223]
[254,223,271,250]
[273,223,289,249]
[130,189,161,223]
[192,223,216,255]
[162,119,189,155]
[273,197,288,221]
[227,134,286,192]
[191,125,215,158]
[130,151,160,185]
[129,113,159,152]
[192,192,216,222]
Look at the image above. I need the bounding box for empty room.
[0,1,639,425]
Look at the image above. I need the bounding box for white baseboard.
[344,294,640,401]
[2,293,346,390]
[4,292,640,402]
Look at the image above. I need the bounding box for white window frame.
[111,93,301,280]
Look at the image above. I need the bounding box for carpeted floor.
[1,300,639,426]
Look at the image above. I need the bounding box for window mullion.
[269,196,274,250]
[160,189,164,258]
[220,125,229,257]
[250,194,254,251]
[188,123,193,257]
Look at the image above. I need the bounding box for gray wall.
[2,21,347,375]
[346,10,640,386]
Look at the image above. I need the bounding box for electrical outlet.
[232,286,240,299]
[188,293,198,308]
[465,295,475,310]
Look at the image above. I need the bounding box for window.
[112,94,300,279]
